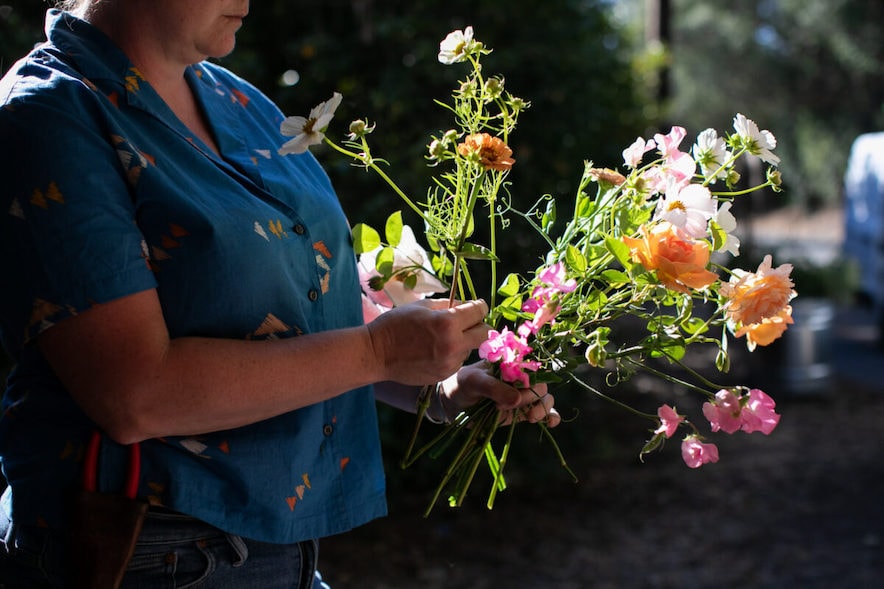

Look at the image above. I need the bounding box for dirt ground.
[318,304,884,589]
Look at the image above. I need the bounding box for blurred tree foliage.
[660,0,884,209]
[221,0,645,268]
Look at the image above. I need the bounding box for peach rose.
[622,222,718,293]
[721,254,795,326]
[457,133,515,171]
[734,305,794,350]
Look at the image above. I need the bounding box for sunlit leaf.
[351,223,380,254]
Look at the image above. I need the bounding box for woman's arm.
[38,289,490,444]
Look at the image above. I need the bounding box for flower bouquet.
[279,26,795,515]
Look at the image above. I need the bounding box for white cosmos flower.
[693,128,731,181]
[654,183,717,239]
[714,201,740,256]
[732,113,780,165]
[358,225,447,308]
[278,92,343,155]
[438,26,474,65]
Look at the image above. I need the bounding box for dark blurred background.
[2,2,883,587]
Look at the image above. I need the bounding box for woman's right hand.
[365,299,490,386]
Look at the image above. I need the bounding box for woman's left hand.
[437,361,561,427]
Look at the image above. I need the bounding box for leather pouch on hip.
[66,430,148,589]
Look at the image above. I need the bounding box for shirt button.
[323,424,334,436]
[293,224,306,235]
[308,289,319,302]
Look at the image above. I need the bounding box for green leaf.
[376,246,395,276]
[497,273,521,298]
[351,223,380,255]
[575,192,593,218]
[639,432,666,462]
[565,244,587,273]
[403,272,418,291]
[385,211,404,247]
[601,269,630,285]
[709,219,727,252]
[541,198,556,232]
[681,316,710,335]
[605,236,630,267]
[456,242,499,261]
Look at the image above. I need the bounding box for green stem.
[324,138,427,221]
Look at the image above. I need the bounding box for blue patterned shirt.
[0,9,387,543]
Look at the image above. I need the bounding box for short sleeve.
[0,79,157,356]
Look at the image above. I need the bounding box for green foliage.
[665,0,884,207]
[223,0,645,241]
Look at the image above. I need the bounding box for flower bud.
[726,169,741,187]
[428,139,446,160]
[585,341,607,367]
[767,168,782,191]
[458,80,477,98]
[349,119,367,136]
[442,129,459,145]
[367,275,387,291]
[484,77,504,100]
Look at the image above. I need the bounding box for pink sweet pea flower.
[623,136,656,168]
[518,300,561,338]
[702,389,744,434]
[654,404,685,438]
[499,357,542,389]
[361,293,387,324]
[654,126,688,159]
[519,262,578,338]
[536,262,578,295]
[739,388,780,435]
[681,435,720,468]
[479,328,541,388]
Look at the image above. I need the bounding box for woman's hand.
[438,361,561,427]
[365,298,490,386]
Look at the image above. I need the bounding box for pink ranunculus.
[740,388,780,435]
[681,435,720,468]
[654,404,685,438]
[702,389,743,434]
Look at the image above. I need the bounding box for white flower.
[692,128,731,181]
[358,225,447,307]
[732,113,780,165]
[654,183,717,239]
[438,26,475,65]
[278,92,343,155]
[714,201,740,256]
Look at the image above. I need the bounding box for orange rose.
[734,305,794,350]
[622,222,718,293]
[721,254,795,326]
[457,133,515,172]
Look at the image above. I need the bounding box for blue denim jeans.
[0,502,330,588]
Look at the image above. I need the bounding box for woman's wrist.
[422,381,452,425]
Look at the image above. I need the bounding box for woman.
[0,1,559,587]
